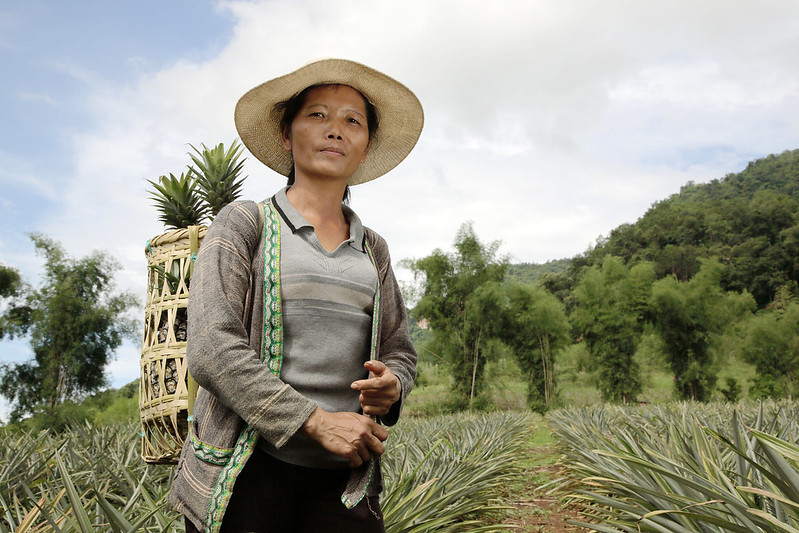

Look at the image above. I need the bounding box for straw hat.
[234,58,424,185]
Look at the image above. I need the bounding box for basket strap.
[186,225,201,420]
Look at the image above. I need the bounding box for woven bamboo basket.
[140,225,206,464]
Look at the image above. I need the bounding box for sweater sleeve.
[366,229,418,426]
[186,201,317,448]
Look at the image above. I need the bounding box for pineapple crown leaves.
[149,263,191,295]
[187,140,247,218]
[146,172,208,230]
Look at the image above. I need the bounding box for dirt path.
[495,444,592,532]
[502,464,589,531]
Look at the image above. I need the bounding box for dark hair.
[274,84,379,204]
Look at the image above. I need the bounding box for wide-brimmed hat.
[234,58,424,185]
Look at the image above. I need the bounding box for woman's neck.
[286,182,350,252]
[286,180,347,224]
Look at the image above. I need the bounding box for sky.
[1,0,799,417]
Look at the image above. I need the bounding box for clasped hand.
[300,408,388,467]
[350,360,401,417]
[298,361,401,467]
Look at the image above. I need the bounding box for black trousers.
[185,447,385,533]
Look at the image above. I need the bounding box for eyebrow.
[304,102,366,119]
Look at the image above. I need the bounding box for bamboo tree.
[406,222,508,405]
[571,256,654,403]
[470,281,570,412]
[649,259,756,401]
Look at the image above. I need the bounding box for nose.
[326,117,344,140]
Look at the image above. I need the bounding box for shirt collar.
[271,186,366,253]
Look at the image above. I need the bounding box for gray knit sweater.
[167,199,417,532]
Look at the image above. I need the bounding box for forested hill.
[507,258,571,285]
[563,149,799,308]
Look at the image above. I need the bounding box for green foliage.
[0,235,138,421]
[506,258,571,285]
[382,412,530,531]
[406,222,508,404]
[146,172,208,230]
[0,422,179,531]
[549,401,799,532]
[719,377,742,403]
[403,150,799,410]
[573,149,799,308]
[3,380,140,431]
[571,256,655,403]
[188,140,247,217]
[147,140,248,230]
[471,282,570,412]
[649,259,756,401]
[738,302,799,399]
[0,264,21,298]
[0,413,530,532]
[0,263,30,340]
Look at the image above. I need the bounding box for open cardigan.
[168,199,417,532]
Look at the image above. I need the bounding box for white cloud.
[46,0,799,268]
[4,0,799,389]
[18,92,59,106]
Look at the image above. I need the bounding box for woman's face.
[282,84,371,184]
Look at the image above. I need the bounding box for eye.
[347,117,362,125]
[308,111,324,118]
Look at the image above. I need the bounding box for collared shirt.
[260,187,378,468]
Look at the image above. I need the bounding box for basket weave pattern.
[140,226,206,464]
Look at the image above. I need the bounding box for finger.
[347,434,382,467]
[358,442,373,463]
[363,360,388,375]
[361,398,390,416]
[367,419,389,441]
[359,388,392,398]
[348,452,364,468]
[360,393,392,409]
[365,431,386,454]
[351,376,383,391]
[362,405,389,417]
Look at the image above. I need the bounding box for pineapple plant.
[146,139,247,229]
[146,172,207,230]
[188,140,247,218]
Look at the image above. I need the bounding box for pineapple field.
[549,401,799,532]
[0,412,531,532]
[2,401,798,532]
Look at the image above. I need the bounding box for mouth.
[320,146,345,156]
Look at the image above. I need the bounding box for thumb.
[364,360,387,376]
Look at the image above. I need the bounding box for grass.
[483,415,589,532]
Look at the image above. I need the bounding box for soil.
[495,448,592,532]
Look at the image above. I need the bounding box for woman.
[168,59,423,533]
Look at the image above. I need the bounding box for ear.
[281,129,292,152]
[360,141,370,163]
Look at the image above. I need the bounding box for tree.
[649,259,755,401]
[0,264,30,339]
[406,223,507,405]
[473,282,570,412]
[0,264,21,298]
[571,256,654,403]
[738,302,799,399]
[0,235,137,421]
